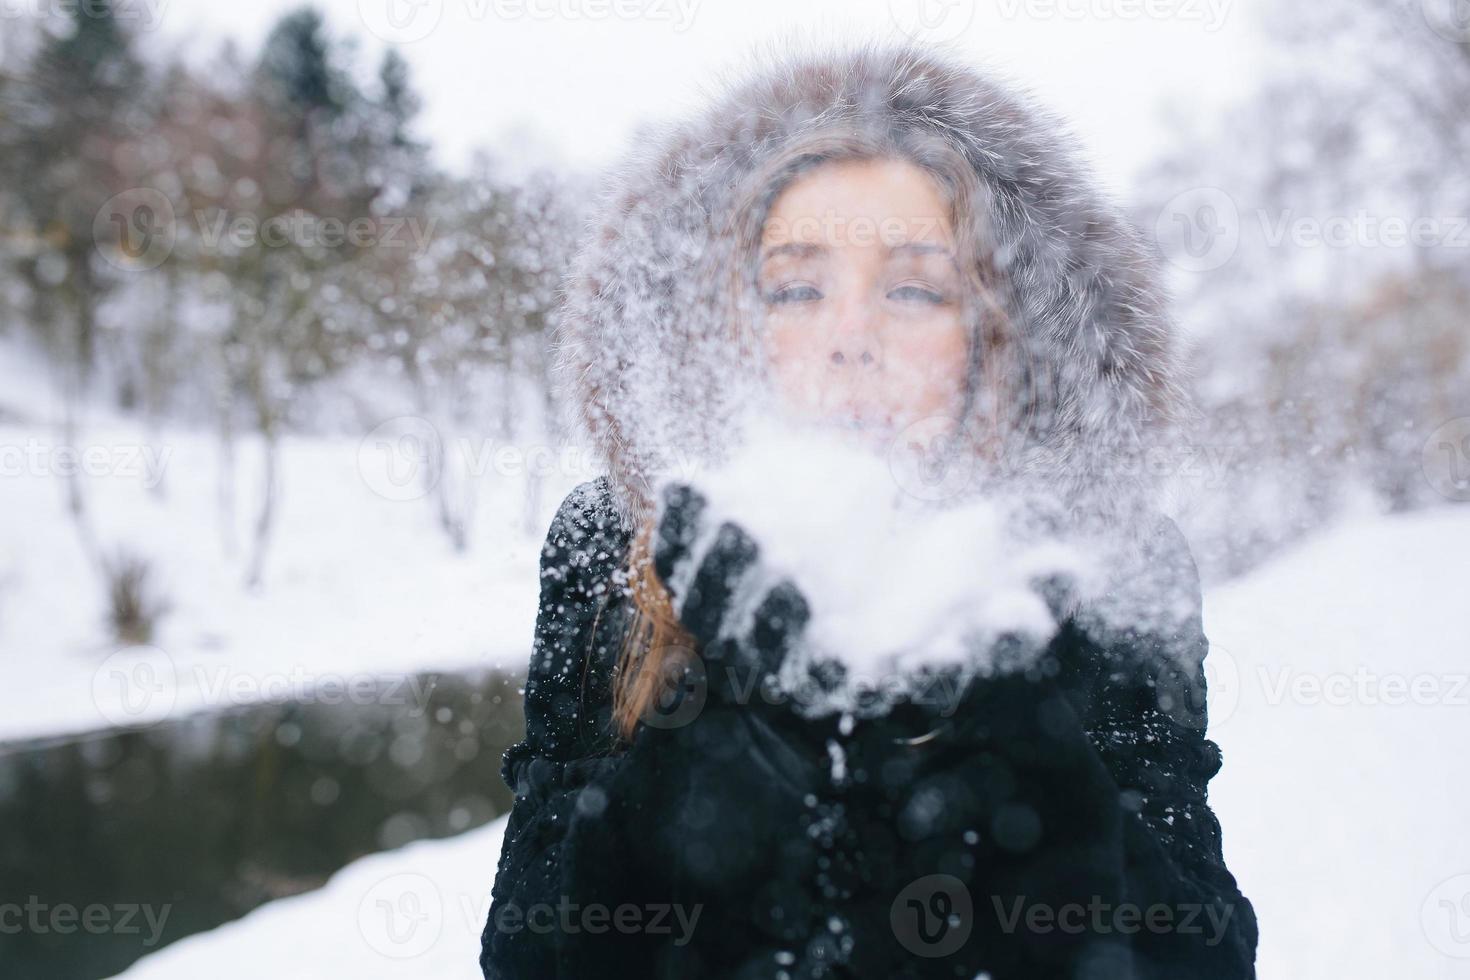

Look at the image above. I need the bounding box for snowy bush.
[102,548,171,645]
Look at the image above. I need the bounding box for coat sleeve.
[482,479,850,980]
[552,687,847,979]
[844,517,1257,979]
[1068,517,1259,978]
[479,480,633,980]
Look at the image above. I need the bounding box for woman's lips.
[845,409,891,428]
[834,409,894,438]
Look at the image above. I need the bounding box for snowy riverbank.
[0,419,581,742]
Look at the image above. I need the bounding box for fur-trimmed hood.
[555,40,1185,532]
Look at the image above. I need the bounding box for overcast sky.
[131,0,1263,197]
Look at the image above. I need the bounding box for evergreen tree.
[11,0,148,380]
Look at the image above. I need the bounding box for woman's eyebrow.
[888,242,961,277]
[759,242,827,263]
[887,242,954,258]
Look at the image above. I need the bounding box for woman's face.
[756,157,971,450]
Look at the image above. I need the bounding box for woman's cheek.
[880,321,970,420]
[763,321,829,414]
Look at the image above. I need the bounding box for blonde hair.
[610,126,1019,740]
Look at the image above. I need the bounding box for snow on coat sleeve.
[1067,516,1259,978]
[479,478,632,980]
[839,515,1258,979]
[481,479,850,979]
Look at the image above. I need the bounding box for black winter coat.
[479,478,1258,979]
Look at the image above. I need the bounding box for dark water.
[0,669,524,980]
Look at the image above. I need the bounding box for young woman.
[480,42,1257,979]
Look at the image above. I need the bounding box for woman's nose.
[829,345,877,368]
[828,310,881,369]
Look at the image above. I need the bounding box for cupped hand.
[652,482,824,708]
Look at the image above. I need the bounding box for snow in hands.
[656,412,1090,718]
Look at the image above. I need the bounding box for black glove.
[653,482,836,711]
[626,484,861,976]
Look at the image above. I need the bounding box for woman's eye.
[888,283,947,305]
[764,284,823,305]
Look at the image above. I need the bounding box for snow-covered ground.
[0,416,585,742]
[111,816,511,979]
[1206,506,1470,979]
[108,506,1470,978]
[0,314,600,742]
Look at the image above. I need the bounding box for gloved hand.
[602,484,856,975]
[652,482,841,712]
